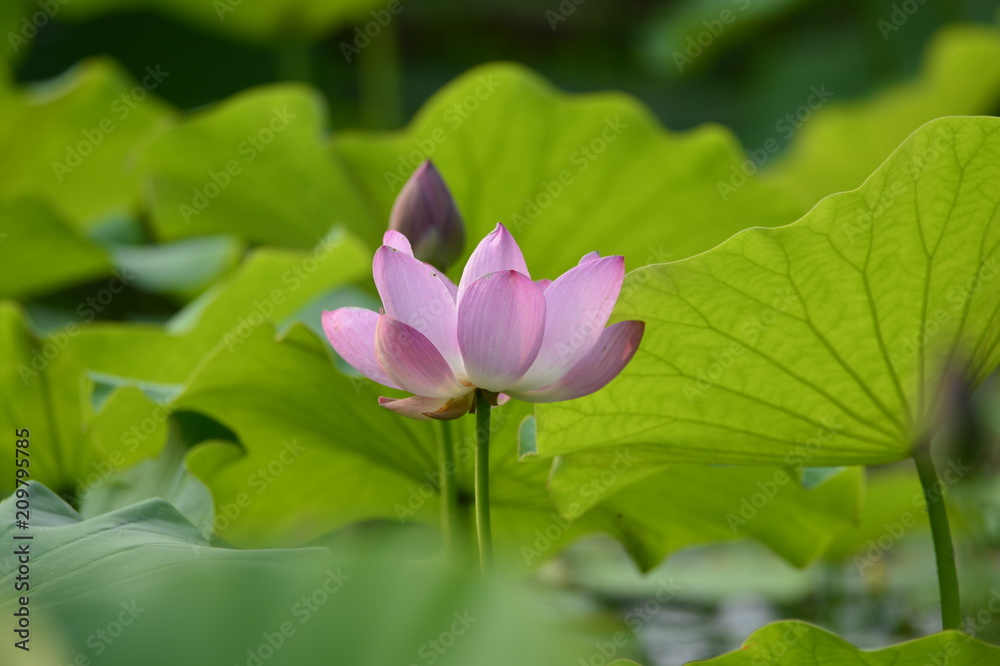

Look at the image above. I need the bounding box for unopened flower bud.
[389,160,465,270]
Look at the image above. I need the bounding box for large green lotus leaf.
[772,24,1000,203]
[548,447,863,569]
[177,323,433,542]
[78,429,215,530]
[0,302,168,497]
[536,116,1000,467]
[1,485,588,666]
[59,0,387,43]
[0,233,365,500]
[138,85,371,248]
[178,322,607,563]
[0,59,173,230]
[141,64,804,274]
[0,197,112,299]
[63,229,369,385]
[0,482,327,605]
[694,621,1000,665]
[332,63,806,276]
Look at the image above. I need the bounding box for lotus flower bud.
[389,161,465,271]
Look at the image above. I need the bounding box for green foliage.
[4,27,1000,661]
[64,230,369,385]
[0,483,592,665]
[176,323,612,563]
[548,447,863,569]
[823,466,929,562]
[109,234,245,301]
[0,482,326,605]
[0,59,172,230]
[0,302,168,496]
[58,0,389,43]
[139,63,805,277]
[640,0,811,78]
[0,198,111,299]
[537,116,1000,467]
[695,621,1000,665]
[331,63,806,275]
[138,85,366,248]
[78,432,215,529]
[773,25,1000,203]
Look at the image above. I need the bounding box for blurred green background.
[4,0,1000,665]
[8,0,1000,138]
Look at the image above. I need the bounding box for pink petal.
[457,270,546,391]
[535,279,552,294]
[322,308,400,389]
[383,230,413,255]
[510,321,644,403]
[382,230,458,300]
[378,392,474,421]
[373,246,462,371]
[458,223,530,302]
[510,255,625,390]
[578,251,600,265]
[375,315,468,398]
[437,270,458,301]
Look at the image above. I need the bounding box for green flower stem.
[437,419,458,556]
[474,390,493,573]
[914,448,962,629]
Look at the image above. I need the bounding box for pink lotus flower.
[322,223,644,420]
